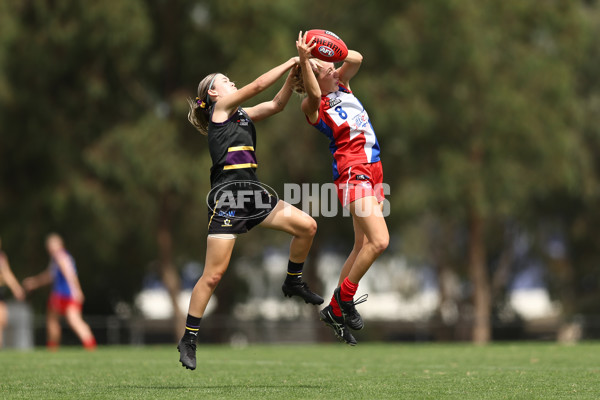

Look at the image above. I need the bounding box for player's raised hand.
[296,31,316,61]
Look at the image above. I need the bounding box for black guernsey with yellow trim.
[208,108,259,188]
[205,107,278,234]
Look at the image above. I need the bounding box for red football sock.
[330,278,359,317]
[340,277,359,302]
[330,294,342,317]
[83,337,97,350]
[47,341,59,351]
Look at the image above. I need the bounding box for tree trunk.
[468,208,491,343]
[430,218,458,341]
[551,256,580,343]
[157,191,184,341]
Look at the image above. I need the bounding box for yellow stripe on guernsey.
[228,146,254,151]
[223,146,258,170]
[223,164,258,170]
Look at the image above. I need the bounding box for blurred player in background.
[293,31,389,345]
[178,56,323,370]
[22,233,96,350]
[0,237,26,348]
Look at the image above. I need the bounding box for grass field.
[1,342,599,399]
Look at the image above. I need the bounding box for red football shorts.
[48,293,82,315]
[335,161,385,207]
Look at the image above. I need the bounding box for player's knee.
[304,217,317,238]
[202,272,224,290]
[371,233,389,255]
[297,215,317,238]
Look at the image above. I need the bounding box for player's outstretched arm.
[245,63,299,122]
[0,255,25,300]
[215,57,298,120]
[338,50,363,89]
[22,267,52,293]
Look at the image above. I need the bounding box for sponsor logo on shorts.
[222,218,233,227]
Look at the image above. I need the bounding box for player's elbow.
[272,100,286,114]
[252,76,270,93]
[347,50,363,63]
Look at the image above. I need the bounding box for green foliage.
[1,0,600,319]
[366,0,588,219]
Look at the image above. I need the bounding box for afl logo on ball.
[318,46,335,58]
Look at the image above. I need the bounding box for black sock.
[285,260,304,283]
[184,314,202,337]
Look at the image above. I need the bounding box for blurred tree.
[0,0,154,311]
[543,0,600,339]
[1,0,600,345]
[84,111,209,338]
[352,0,591,342]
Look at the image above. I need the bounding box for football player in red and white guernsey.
[294,31,389,345]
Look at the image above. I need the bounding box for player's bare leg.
[65,306,96,350]
[346,197,388,282]
[0,302,7,348]
[337,217,368,286]
[189,237,236,317]
[259,201,323,304]
[328,197,388,334]
[46,310,61,351]
[259,200,316,262]
[179,236,235,370]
